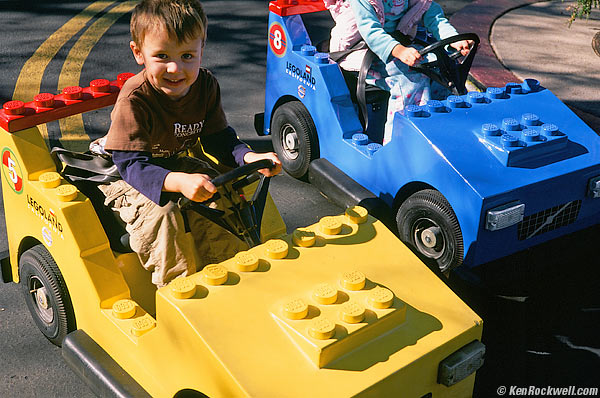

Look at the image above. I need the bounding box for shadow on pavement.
[448,224,600,395]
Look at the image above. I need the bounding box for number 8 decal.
[269,22,287,58]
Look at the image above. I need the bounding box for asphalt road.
[0,1,599,397]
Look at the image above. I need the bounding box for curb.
[450,0,600,133]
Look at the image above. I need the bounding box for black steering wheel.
[180,159,275,248]
[410,33,480,95]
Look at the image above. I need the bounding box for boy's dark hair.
[131,0,207,47]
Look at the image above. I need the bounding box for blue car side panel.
[265,12,600,267]
[264,13,362,139]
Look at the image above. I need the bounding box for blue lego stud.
[447,95,465,108]
[502,118,521,131]
[505,82,522,94]
[315,52,329,64]
[352,133,369,146]
[521,113,540,126]
[427,100,445,113]
[300,45,316,56]
[405,104,423,117]
[482,123,500,136]
[501,134,520,148]
[467,91,485,104]
[367,142,382,155]
[486,87,505,99]
[522,78,541,93]
[522,129,541,142]
[541,123,560,136]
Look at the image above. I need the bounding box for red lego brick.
[0,72,135,133]
[269,0,326,17]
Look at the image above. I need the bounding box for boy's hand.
[392,44,422,67]
[164,172,217,202]
[243,152,282,177]
[450,40,473,56]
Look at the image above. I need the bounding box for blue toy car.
[257,0,600,273]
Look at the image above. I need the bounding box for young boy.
[100,0,281,287]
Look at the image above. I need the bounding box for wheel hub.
[30,277,54,323]
[421,226,441,248]
[281,124,299,160]
[413,218,445,260]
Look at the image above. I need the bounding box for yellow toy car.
[0,75,484,397]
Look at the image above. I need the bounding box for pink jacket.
[324,0,432,70]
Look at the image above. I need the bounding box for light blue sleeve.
[422,2,458,40]
[348,0,399,63]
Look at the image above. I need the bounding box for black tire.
[19,244,75,346]
[396,189,463,273]
[593,31,600,58]
[271,101,319,179]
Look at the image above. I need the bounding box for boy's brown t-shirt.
[104,68,228,157]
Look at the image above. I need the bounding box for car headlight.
[438,340,486,387]
[588,176,600,198]
[485,201,525,231]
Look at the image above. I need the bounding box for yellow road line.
[13,1,116,141]
[58,0,138,152]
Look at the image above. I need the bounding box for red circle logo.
[2,148,23,194]
[269,22,287,58]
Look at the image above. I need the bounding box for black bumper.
[62,329,151,398]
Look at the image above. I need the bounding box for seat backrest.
[51,148,132,253]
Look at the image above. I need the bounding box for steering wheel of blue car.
[410,33,480,95]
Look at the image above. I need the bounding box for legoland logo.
[269,22,287,57]
[27,194,64,240]
[285,62,316,90]
[2,148,23,194]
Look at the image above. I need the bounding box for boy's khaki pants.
[99,158,248,287]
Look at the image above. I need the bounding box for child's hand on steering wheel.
[243,152,282,177]
[450,40,473,56]
[392,44,422,67]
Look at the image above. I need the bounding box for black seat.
[51,148,133,253]
[304,11,389,132]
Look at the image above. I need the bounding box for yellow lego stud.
[340,270,366,291]
[203,264,229,286]
[319,216,342,235]
[313,283,338,305]
[56,184,78,202]
[131,314,156,337]
[368,287,394,309]
[112,299,136,319]
[345,205,368,224]
[308,317,336,340]
[234,251,259,272]
[265,239,288,259]
[39,171,61,189]
[292,227,316,247]
[340,301,366,324]
[283,298,308,320]
[170,277,196,299]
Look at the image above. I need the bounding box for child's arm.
[163,171,216,202]
[112,150,217,203]
[161,151,282,203]
[423,2,472,56]
[391,44,422,67]
[242,151,282,177]
[348,0,403,65]
[202,127,282,177]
